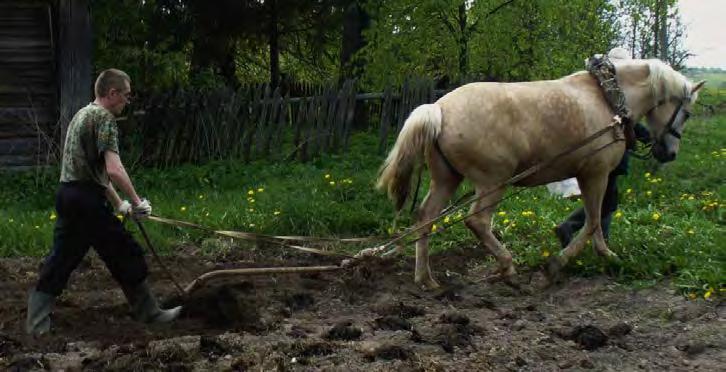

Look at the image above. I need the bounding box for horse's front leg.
[546,171,615,280]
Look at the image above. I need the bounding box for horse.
[376,54,705,289]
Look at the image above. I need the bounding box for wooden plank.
[378,85,393,154]
[396,80,410,132]
[259,88,282,157]
[0,38,52,48]
[342,81,356,152]
[0,154,36,167]
[292,97,307,161]
[272,93,289,159]
[0,137,40,155]
[319,87,336,154]
[0,107,55,124]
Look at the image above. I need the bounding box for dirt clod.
[375,316,412,331]
[325,321,362,341]
[440,311,470,325]
[374,301,426,318]
[569,325,609,350]
[364,344,412,361]
[608,322,633,337]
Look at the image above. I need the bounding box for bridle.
[649,85,693,145]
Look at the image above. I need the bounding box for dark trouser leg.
[36,189,92,296]
[556,173,620,247]
[31,186,92,334]
[89,207,148,289]
[87,199,181,323]
[600,173,619,241]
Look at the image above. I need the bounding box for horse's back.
[433,76,619,187]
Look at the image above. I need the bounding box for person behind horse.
[26,69,182,336]
[554,122,650,247]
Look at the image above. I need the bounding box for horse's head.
[619,59,705,163]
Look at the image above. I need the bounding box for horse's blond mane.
[644,59,695,103]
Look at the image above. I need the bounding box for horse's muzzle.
[652,144,676,163]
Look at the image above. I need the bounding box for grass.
[0,111,723,299]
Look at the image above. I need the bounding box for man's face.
[108,81,131,115]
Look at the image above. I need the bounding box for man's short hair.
[94,69,130,98]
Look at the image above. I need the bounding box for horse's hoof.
[544,256,564,283]
[415,277,440,290]
[483,265,517,284]
[596,248,619,259]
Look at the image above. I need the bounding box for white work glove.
[132,198,152,219]
[116,200,133,215]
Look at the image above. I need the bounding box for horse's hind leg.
[547,172,614,279]
[414,147,462,289]
[464,188,515,280]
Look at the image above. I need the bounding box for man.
[553,122,650,247]
[26,69,181,336]
[554,48,651,247]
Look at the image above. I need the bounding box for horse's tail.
[376,103,442,211]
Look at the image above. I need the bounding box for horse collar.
[586,55,636,149]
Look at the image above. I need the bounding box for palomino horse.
[377,55,705,289]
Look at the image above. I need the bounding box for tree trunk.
[58,0,92,152]
[658,0,669,61]
[269,0,280,87]
[457,2,468,79]
[339,1,369,82]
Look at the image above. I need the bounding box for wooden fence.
[121,77,442,167]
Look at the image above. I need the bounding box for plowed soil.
[1,242,723,371]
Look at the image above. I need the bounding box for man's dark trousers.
[35,182,148,296]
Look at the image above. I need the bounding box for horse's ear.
[692,80,706,93]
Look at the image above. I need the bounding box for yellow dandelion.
[576,260,583,266]
[248,198,256,203]
[644,172,651,178]
[116,214,123,221]
[248,190,255,196]
[614,211,623,219]
[687,229,695,235]
[497,211,507,217]
[646,191,652,197]
[180,206,187,212]
[8,218,13,223]
[205,212,210,217]
[198,194,204,200]
[431,224,438,232]
[324,174,331,179]
[257,188,264,193]
[688,196,695,200]
[274,210,281,216]
[704,288,713,299]
[626,188,632,194]
[329,181,336,186]
[542,250,550,258]
[444,216,451,224]
[34,225,40,229]
[387,227,394,234]
[510,223,517,228]
[50,212,57,221]
[503,219,510,224]
[688,293,697,300]
[248,208,255,212]
[651,212,661,221]
[249,223,255,228]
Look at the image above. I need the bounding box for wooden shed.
[0,0,91,168]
